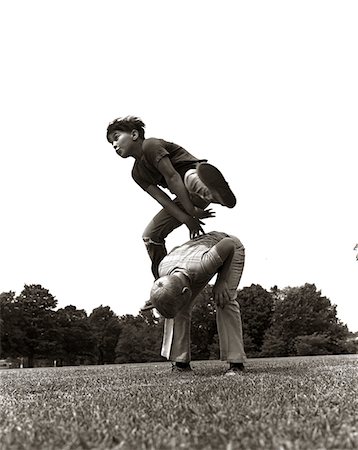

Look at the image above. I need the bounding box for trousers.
[161,235,246,363]
[142,167,212,278]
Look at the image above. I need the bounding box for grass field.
[0,355,357,450]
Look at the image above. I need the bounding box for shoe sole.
[197,163,236,208]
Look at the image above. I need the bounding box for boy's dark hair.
[106,116,146,142]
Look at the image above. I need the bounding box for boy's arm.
[156,156,203,218]
[212,238,236,308]
[145,184,204,239]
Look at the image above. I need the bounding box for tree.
[191,286,218,360]
[89,306,121,364]
[11,284,59,367]
[237,284,274,356]
[261,283,351,357]
[0,291,19,358]
[115,314,163,363]
[294,333,334,356]
[55,305,96,365]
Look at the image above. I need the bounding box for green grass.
[1,355,357,450]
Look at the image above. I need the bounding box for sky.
[1,1,357,332]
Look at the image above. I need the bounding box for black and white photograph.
[1,1,357,449]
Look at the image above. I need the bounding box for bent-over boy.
[142,231,246,375]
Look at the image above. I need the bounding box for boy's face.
[108,130,137,158]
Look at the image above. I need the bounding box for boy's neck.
[132,139,144,160]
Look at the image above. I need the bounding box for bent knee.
[142,236,165,247]
[142,236,152,248]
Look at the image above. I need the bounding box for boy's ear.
[182,286,190,296]
[131,129,139,140]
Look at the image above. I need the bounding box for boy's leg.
[161,305,192,363]
[142,201,183,279]
[216,300,246,363]
[216,237,246,362]
[185,163,236,209]
[184,169,213,206]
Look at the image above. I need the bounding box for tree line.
[0,283,356,368]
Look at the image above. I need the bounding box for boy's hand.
[194,207,216,219]
[184,216,205,239]
[212,280,230,308]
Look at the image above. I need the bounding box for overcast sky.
[1,1,357,332]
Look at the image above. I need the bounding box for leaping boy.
[106,116,237,279]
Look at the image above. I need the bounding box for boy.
[142,231,246,375]
[106,116,237,279]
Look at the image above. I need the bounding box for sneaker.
[224,363,245,376]
[197,163,236,208]
[171,363,193,373]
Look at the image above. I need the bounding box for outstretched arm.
[157,157,214,220]
[212,238,236,308]
[157,156,197,217]
[145,184,205,238]
[146,156,214,238]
